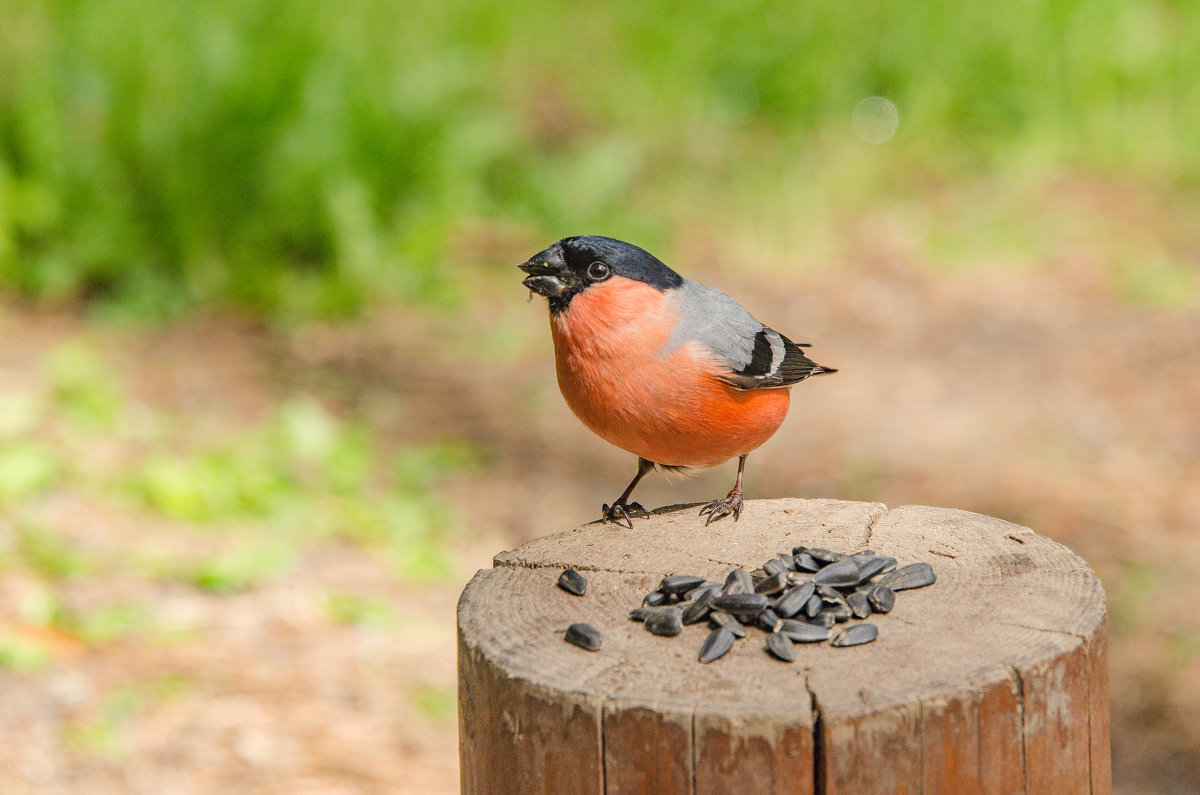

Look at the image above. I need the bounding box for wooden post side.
[602,704,692,794]
[694,710,815,795]
[919,674,1023,795]
[1020,640,1092,795]
[1087,619,1113,795]
[821,702,922,795]
[458,628,603,794]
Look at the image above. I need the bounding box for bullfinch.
[520,235,835,527]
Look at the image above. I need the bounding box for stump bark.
[457,499,1111,794]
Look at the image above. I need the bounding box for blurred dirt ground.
[0,244,1198,792]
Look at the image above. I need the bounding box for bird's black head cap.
[519,235,683,313]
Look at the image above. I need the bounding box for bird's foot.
[601,500,650,529]
[699,490,743,525]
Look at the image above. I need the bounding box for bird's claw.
[601,500,649,528]
[699,493,743,525]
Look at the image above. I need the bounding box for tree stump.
[457,499,1110,794]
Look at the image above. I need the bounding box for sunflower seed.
[763,558,787,576]
[757,608,782,633]
[786,572,813,586]
[810,611,836,628]
[807,548,844,564]
[846,590,872,619]
[822,602,853,622]
[557,568,587,596]
[880,562,936,591]
[643,589,670,606]
[791,544,808,557]
[803,593,824,618]
[684,582,722,603]
[629,605,679,622]
[709,611,746,638]
[814,558,862,587]
[868,585,896,613]
[565,622,602,651]
[699,627,736,663]
[645,609,684,637]
[817,585,847,603]
[723,569,754,596]
[777,552,798,572]
[682,590,717,624]
[774,581,816,618]
[754,571,789,595]
[779,619,830,643]
[712,593,769,617]
[831,623,878,647]
[794,553,822,572]
[765,632,796,662]
[851,556,890,583]
[660,574,706,595]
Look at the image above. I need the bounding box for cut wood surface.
[457,498,1111,794]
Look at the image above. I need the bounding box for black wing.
[722,329,836,390]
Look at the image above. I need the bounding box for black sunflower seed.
[645,608,683,637]
[807,548,843,564]
[822,602,853,622]
[851,556,890,584]
[810,611,836,628]
[846,590,872,619]
[661,574,706,595]
[557,568,587,596]
[814,558,861,587]
[817,585,847,603]
[765,632,796,662]
[699,627,735,663]
[803,593,824,618]
[723,569,754,596]
[763,558,787,576]
[757,608,782,633]
[779,619,830,643]
[709,611,746,638]
[868,585,896,613]
[777,552,798,572]
[754,571,789,595]
[880,562,936,591]
[712,593,769,617]
[831,623,878,647]
[794,553,822,572]
[774,582,815,618]
[682,590,717,624]
[565,622,602,651]
[629,605,679,622]
[684,583,722,604]
[643,589,670,606]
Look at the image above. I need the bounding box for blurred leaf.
[0,443,59,502]
[412,682,456,723]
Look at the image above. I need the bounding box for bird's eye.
[587,261,611,281]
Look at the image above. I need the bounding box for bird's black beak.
[519,244,569,298]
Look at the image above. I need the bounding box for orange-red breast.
[520,236,835,526]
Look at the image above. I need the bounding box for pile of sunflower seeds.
[559,547,936,663]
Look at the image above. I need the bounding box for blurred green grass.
[2,0,1198,317]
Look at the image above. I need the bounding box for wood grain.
[458,499,1110,794]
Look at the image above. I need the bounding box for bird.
[519,235,835,527]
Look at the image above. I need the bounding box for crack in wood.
[1006,664,1028,795]
[803,675,824,795]
[861,504,888,549]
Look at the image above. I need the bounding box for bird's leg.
[700,454,748,525]
[601,458,655,528]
